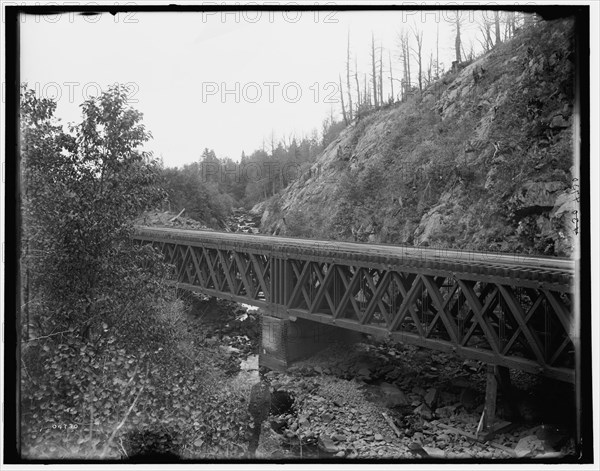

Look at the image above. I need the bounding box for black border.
[3,3,593,465]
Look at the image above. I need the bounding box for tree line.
[161,117,345,225]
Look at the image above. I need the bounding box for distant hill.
[258,18,577,257]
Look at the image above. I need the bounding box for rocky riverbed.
[255,341,577,460]
[186,297,577,461]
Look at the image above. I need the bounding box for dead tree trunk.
[455,12,462,64]
[388,50,394,102]
[346,31,353,121]
[379,43,384,105]
[371,32,378,108]
[339,74,348,125]
[354,55,361,109]
[411,24,423,93]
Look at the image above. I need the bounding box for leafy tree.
[20,86,228,458]
[21,85,167,340]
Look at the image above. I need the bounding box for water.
[235,354,260,388]
[240,303,260,312]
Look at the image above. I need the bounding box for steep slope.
[260,18,577,256]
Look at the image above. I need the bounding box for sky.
[20,7,519,168]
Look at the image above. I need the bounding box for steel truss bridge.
[133,226,577,384]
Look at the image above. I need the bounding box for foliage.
[19,85,253,460]
[161,160,234,227]
[21,85,167,338]
[161,121,341,214]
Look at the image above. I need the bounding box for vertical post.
[477,364,512,441]
[269,257,275,305]
[283,258,294,308]
[483,364,498,430]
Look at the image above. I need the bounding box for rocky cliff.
[260,18,578,257]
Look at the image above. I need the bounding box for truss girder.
[133,229,576,382]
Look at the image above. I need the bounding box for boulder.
[423,446,445,458]
[380,382,409,407]
[414,212,443,246]
[414,403,433,420]
[424,388,439,409]
[514,435,545,458]
[317,436,338,453]
[549,115,569,129]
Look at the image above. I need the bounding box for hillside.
[260,18,577,257]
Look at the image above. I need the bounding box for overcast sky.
[21,8,516,168]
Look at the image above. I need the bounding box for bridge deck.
[133,226,577,383]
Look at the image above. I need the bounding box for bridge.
[133,226,578,437]
[133,226,576,378]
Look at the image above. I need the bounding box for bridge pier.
[259,314,361,371]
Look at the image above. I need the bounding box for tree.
[354,55,361,110]
[339,74,348,125]
[397,30,412,100]
[494,11,502,45]
[388,50,395,103]
[477,11,495,53]
[411,23,424,93]
[20,87,74,339]
[346,31,353,122]
[21,85,167,341]
[379,42,384,106]
[453,10,463,65]
[371,31,378,108]
[426,52,433,86]
[436,22,440,79]
[504,11,515,40]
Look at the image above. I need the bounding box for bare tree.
[426,52,433,86]
[494,11,502,45]
[410,23,424,93]
[477,11,495,53]
[453,11,463,65]
[504,11,516,40]
[379,42,384,106]
[346,31,353,121]
[371,31,378,108]
[354,55,361,109]
[436,22,440,79]
[338,74,348,125]
[397,29,412,100]
[388,50,394,102]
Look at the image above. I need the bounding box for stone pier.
[259,314,361,371]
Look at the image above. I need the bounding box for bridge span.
[133,226,577,385]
